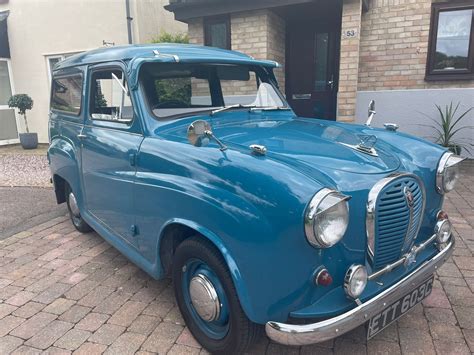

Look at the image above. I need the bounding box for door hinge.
[129,152,137,166]
[130,224,138,236]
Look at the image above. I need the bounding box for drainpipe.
[125,0,133,44]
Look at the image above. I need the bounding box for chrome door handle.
[77,133,88,139]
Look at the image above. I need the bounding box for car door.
[80,63,143,246]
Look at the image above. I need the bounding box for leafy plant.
[151,31,189,44]
[422,102,473,154]
[8,94,34,133]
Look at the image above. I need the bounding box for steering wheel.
[152,100,187,109]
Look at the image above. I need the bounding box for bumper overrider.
[265,236,455,346]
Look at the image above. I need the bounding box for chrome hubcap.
[189,274,221,322]
[68,192,80,217]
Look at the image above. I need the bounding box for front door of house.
[286,21,339,120]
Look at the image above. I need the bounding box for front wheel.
[65,185,92,233]
[172,237,261,354]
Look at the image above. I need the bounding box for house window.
[426,3,474,80]
[204,16,230,49]
[51,74,83,115]
[46,53,79,83]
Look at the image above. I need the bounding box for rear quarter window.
[51,74,83,115]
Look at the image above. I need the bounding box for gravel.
[0,154,51,188]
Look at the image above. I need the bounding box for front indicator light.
[344,264,368,299]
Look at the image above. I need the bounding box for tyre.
[65,184,92,233]
[172,236,261,354]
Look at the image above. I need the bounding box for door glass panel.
[434,9,473,70]
[314,32,329,91]
[210,22,227,49]
[0,60,12,105]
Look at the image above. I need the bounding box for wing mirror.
[187,120,227,151]
[365,100,376,126]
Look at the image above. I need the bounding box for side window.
[51,75,83,115]
[90,69,133,123]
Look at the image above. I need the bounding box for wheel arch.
[158,218,255,323]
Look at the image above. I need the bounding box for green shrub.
[8,94,34,133]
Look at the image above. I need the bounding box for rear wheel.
[172,237,261,354]
[65,184,92,233]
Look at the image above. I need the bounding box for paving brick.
[59,305,91,324]
[127,315,160,336]
[0,303,17,319]
[10,312,57,340]
[11,345,42,354]
[424,308,457,325]
[453,306,474,330]
[367,339,401,354]
[142,300,174,319]
[0,315,25,337]
[104,332,145,355]
[13,302,45,319]
[76,313,109,332]
[107,301,147,327]
[64,281,98,301]
[72,342,107,355]
[463,329,474,352]
[6,291,37,307]
[54,329,91,351]
[398,327,436,355]
[433,340,470,355]
[422,287,451,309]
[168,344,201,355]
[176,327,201,348]
[24,320,73,350]
[334,338,367,354]
[34,283,72,304]
[164,306,186,326]
[93,291,131,315]
[88,324,125,345]
[62,273,88,286]
[77,286,114,308]
[141,322,183,353]
[0,335,24,354]
[43,298,76,316]
[429,322,464,342]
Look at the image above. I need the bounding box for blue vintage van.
[48,44,461,353]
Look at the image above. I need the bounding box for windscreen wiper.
[250,106,292,112]
[211,104,256,116]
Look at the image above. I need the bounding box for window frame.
[88,66,134,125]
[0,57,21,145]
[50,72,84,117]
[426,2,474,81]
[204,15,231,50]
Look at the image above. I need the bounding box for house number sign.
[342,29,358,39]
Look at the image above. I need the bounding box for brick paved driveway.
[0,161,472,355]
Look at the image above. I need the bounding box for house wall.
[0,0,186,144]
[355,0,474,158]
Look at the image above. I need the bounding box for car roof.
[55,43,279,71]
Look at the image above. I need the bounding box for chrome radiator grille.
[367,174,425,270]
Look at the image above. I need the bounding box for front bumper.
[265,236,455,346]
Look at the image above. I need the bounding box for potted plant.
[8,94,37,149]
[423,102,473,155]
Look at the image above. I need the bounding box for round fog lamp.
[435,219,452,244]
[344,264,368,299]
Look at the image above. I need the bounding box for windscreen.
[139,63,286,119]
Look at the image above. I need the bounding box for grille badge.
[404,186,415,208]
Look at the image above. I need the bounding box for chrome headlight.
[436,152,464,194]
[305,188,351,248]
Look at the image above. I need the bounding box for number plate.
[367,276,434,339]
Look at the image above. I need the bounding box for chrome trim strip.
[265,236,454,346]
[366,173,426,261]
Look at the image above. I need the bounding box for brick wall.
[338,0,363,122]
[358,0,474,90]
